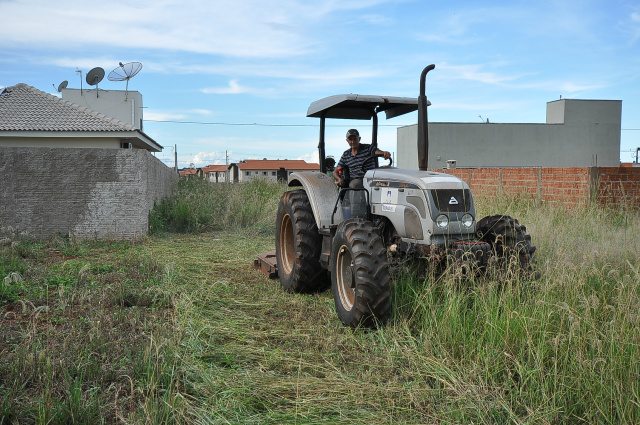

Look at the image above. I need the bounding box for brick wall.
[0,147,177,240]
[594,167,640,208]
[440,166,640,208]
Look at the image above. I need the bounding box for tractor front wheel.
[331,218,391,328]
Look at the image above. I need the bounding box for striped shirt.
[336,144,377,180]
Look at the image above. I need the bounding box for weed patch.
[149,178,284,235]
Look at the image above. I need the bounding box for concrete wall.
[0,147,177,240]
[61,89,143,130]
[398,99,621,169]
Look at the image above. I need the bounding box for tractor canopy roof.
[306,94,421,120]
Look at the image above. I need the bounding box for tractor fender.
[288,171,342,230]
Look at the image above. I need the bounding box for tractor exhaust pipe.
[417,64,435,171]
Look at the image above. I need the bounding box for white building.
[397,99,621,169]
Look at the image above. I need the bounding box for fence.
[441,166,640,208]
[0,147,177,240]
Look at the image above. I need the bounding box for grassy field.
[1,179,639,424]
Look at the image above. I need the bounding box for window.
[271,171,276,176]
[255,171,259,175]
[245,171,250,176]
[263,171,268,176]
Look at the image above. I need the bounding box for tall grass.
[149,178,285,235]
[391,195,640,423]
[2,182,639,423]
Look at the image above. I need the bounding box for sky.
[1,0,639,168]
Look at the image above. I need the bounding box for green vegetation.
[1,179,639,424]
[149,178,284,235]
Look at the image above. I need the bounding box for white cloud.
[191,109,213,115]
[298,151,320,164]
[192,151,227,167]
[201,80,248,95]
[439,63,524,85]
[0,0,396,59]
[361,14,393,25]
[145,109,214,122]
[627,12,640,45]
[144,111,188,121]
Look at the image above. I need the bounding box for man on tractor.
[332,128,392,188]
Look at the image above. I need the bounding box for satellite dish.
[57,80,68,92]
[86,67,105,97]
[108,61,142,99]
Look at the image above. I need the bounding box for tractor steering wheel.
[361,153,393,174]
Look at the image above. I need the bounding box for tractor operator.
[332,129,391,188]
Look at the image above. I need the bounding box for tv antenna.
[53,80,68,93]
[86,67,105,98]
[76,68,83,95]
[108,61,142,100]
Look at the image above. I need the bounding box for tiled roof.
[236,159,319,171]
[0,83,136,132]
[201,164,228,173]
[179,169,198,176]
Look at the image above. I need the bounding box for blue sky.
[1,0,639,168]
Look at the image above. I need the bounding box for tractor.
[263,64,536,328]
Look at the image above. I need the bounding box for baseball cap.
[346,129,359,138]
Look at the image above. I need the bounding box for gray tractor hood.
[306,94,421,120]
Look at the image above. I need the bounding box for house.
[179,168,198,178]
[197,164,228,182]
[228,159,320,183]
[0,83,175,240]
[397,98,622,169]
[0,84,162,151]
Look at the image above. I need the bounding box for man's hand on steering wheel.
[361,153,393,173]
[378,150,391,160]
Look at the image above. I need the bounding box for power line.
[147,119,640,130]
[145,119,406,127]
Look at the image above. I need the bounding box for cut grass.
[1,182,639,424]
[0,237,182,424]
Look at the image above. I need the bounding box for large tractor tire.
[476,214,537,276]
[330,218,391,328]
[275,189,326,293]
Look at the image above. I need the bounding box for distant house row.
[179,159,320,182]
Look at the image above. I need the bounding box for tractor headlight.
[435,214,449,229]
[461,213,474,228]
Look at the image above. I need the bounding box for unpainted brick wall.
[0,147,177,240]
[594,167,640,208]
[440,166,640,208]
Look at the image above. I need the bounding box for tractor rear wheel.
[275,189,326,293]
[331,218,391,328]
[476,214,537,276]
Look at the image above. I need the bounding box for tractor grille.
[430,189,472,213]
